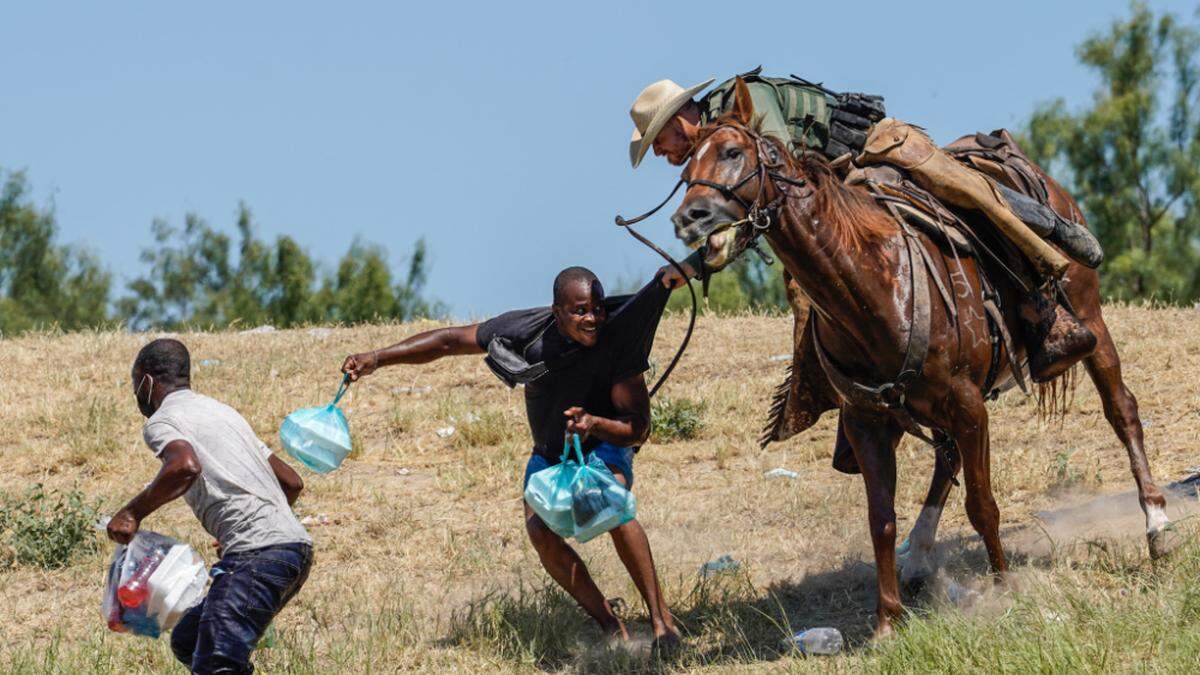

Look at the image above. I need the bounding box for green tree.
[0,170,111,335]
[1023,2,1200,302]
[120,204,441,330]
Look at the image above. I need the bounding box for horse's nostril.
[688,207,711,223]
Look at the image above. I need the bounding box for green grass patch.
[0,484,99,570]
[651,397,706,443]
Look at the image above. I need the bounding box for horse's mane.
[791,150,897,253]
[693,116,896,253]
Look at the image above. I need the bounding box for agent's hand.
[341,351,379,382]
[658,262,696,289]
[564,406,595,440]
[107,508,140,544]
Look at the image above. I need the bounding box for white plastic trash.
[146,544,208,630]
[782,627,843,655]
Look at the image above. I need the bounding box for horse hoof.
[1148,526,1181,561]
[870,624,896,645]
[901,573,933,597]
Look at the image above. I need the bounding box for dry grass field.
[2,305,1199,673]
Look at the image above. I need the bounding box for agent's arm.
[342,324,483,381]
[107,440,202,544]
[564,373,651,447]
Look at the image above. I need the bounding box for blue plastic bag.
[523,436,584,538]
[524,434,637,542]
[280,375,353,474]
[571,452,637,543]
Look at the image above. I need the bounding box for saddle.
[759,130,1068,469]
[946,130,1103,268]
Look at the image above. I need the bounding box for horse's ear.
[730,77,755,126]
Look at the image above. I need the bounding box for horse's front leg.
[842,407,906,639]
[950,383,1008,576]
[899,446,960,593]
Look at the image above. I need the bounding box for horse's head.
[672,78,895,270]
[671,77,789,271]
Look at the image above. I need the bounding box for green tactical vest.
[700,74,833,159]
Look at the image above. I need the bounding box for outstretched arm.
[107,440,202,544]
[657,250,704,289]
[564,373,651,447]
[342,324,483,381]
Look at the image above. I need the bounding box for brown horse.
[670,79,1172,638]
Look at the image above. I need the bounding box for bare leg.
[842,409,904,639]
[524,504,627,638]
[951,386,1007,576]
[1080,319,1173,558]
[606,471,678,647]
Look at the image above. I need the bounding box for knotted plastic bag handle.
[559,433,585,465]
[329,373,351,409]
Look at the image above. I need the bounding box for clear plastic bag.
[280,375,353,473]
[571,454,637,543]
[524,435,637,542]
[102,530,207,638]
[523,437,583,538]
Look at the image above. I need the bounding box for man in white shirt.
[107,338,312,674]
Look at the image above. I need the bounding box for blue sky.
[2,1,1195,318]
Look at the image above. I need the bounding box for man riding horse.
[629,68,1102,467]
[655,77,1172,637]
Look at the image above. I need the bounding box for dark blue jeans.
[170,542,312,674]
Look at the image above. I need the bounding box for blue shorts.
[523,442,635,491]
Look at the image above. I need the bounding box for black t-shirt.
[475,276,671,457]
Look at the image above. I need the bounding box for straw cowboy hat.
[628,77,714,168]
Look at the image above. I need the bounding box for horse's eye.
[724,148,742,160]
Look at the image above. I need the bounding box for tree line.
[1,2,1197,334]
[0,171,439,336]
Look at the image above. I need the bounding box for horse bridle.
[618,122,810,268]
[611,121,809,396]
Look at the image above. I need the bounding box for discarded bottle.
[699,554,741,577]
[783,627,843,655]
[118,548,165,608]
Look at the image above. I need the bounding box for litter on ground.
[700,554,740,577]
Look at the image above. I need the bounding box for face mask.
[134,373,156,418]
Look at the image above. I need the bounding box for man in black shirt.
[341,266,681,650]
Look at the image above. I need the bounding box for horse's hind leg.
[900,446,961,592]
[953,386,1008,576]
[842,409,906,638]
[1081,316,1173,558]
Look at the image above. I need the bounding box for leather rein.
[612,123,807,397]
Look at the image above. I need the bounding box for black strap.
[613,219,697,399]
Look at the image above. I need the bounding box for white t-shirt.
[143,389,311,554]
